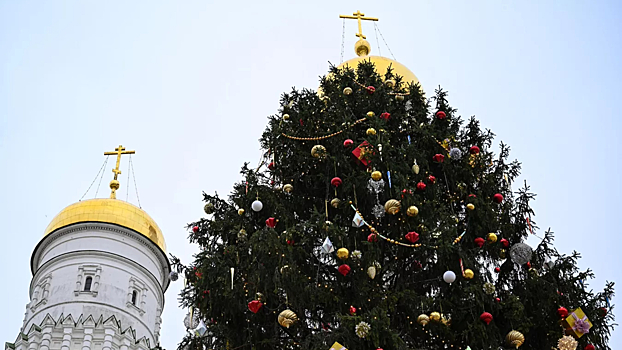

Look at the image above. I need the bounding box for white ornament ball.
[251,200,263,212]
[443,270,456,283]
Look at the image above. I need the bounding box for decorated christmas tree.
[172,13,615,350]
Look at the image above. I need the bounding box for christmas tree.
[172,17,615,350]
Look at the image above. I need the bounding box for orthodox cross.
[104,145,135,199]
[339,10,378,39]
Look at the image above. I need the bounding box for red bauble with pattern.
[331,177,342,187]
[248,300,263,313]
[475,237,485,248]
[469,145,480,155]
[405,231,420,243]
[380,112,391,120]
[480,312,493,325]
[366,86,376,94]
[192,226,199,233]
[338,264,351,276]
[428,175,436,184]
[557,306,569,318]
[433,154,445,163]
[436,111,447,119]
[343,139,354,147]
[493,193,504,203]
[416,181,427,191]
[265,217,277,228]
[367,233,378,242]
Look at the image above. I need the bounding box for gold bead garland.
[281,117,366,141]
[349,78,409,97]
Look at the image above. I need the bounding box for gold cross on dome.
[339,10,378,39]
[104,145,135,199]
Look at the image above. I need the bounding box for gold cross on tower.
[104,145,135,199]
[339,10,378,39]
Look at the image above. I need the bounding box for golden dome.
[44,198,166,252]
[337,39,420,88]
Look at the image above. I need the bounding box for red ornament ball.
[493,193,504,203]
[495,297,501,303]
[495,267,501,273]
[469,145,480,155]
[527,261,532,268]
[428,175,436,184]
[585,344,595,350]
[268,161,275,170]
[338,264,351,276]
[416,181,427,191]
[435,111,447,119]
[500,238,509,248]
[248,300,263,314]
[474,237,485,248]
[380,112,391,120]
[433,154,445,163]
[349,306,357,315]
[480,312,493,325]
[600,307,608,317]
[367,233,378,242]
[366,86,376,94]
[557,306,569,318]
[343,139,354,147]
[192,226,199,233]
[331,177,342,187]
[405,231,420,243]
[287,239,295,246]
[265,217,277,228]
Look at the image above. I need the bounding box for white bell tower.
[6,146,171,350]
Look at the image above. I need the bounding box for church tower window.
[131,290,138,305]
[84,276,92,291]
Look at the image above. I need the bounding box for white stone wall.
[7,222,170,350]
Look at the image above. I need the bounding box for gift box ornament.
[561,307,592,338]
[352,141,374,166]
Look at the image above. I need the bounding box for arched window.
[131,290,138,305]
[84,276,92,292]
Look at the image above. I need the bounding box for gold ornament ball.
[366,111,375,118]
[417,314,429,326]
[343,87,353,95]
[464,269,474,280]
[466,203,475,211]
[384,199,401,215]
[429,312,441,322]
[283,184,294,193]
[487,233,498,243]
[311,144,327,158]
[366,128,377,136]
[283,114,290,120]
[500,249,507,259]
[330,198,341,208]
[371,171,382,181]
[385,79,396,88]
[278,309,298,328]
[396,95,404,101]
[238,208,245,216]
[406,205,419,217]
[336,247,349,260]
[505,330,525,349]
[204,203,215,214]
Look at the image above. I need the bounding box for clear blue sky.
[1,1,620,348]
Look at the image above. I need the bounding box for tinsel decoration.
[557,335,578,350]
[278,309,298,328]
[367,178,385,219]
[355,321,371,338]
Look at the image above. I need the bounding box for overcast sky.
[1,1,621,348]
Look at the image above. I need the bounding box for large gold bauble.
[384,199,401,215]
[371,171,382,181]
[311,145,327,158]
[336,247,349,260]
[417,314,429,326]
[406,205,419,217]
[283,184,294,193]
[487,233,498,243]
[429,312,441,322]
[366,128,377,136]
[238,209,245,216]
[466,203,475,211]
[464,269,474,280]
[278,309,298,328]
[343,87,353,95]
[505,330,525,348]
[204,203,215,214]
[330,198,341,208]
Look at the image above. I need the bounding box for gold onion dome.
[337,39,420,88]
[44,198,166,252]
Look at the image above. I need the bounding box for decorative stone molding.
[29,273,52,312]
[126,277,147,316]
[74,265,102,297]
